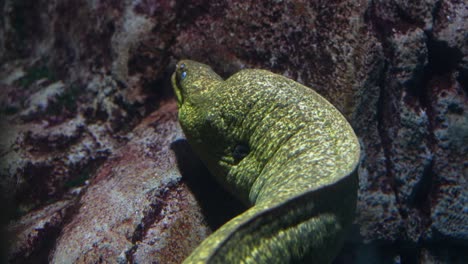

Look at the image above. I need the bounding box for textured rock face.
[360,0,467,258]
[0,0,466,263]
[50,101,210,263]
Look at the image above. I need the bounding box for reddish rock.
[50,101,210,263]
[7,199,75,263]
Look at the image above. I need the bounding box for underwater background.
[0,0,466,263]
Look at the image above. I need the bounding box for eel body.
[171,60,360,264]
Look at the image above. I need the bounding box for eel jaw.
[171,72,184,107]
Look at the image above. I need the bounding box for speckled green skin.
[172,60,360,264]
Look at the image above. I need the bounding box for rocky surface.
[7,199,76,262]
[0,0,466,263]
[49,101,210,263]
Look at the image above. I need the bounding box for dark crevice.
[364,1,414,61]
[458,68,468,94]
[6,157,98,262]
[424,35,463,77]
[413,25,463,220]
[111,95,145,133]
[4,0,44,60]
[23,126,84,154]
[65,155,109,190]
[14,163,55,217]
[418,1,463,107]
[431,0,443,28]
[7,196,81,264]
[408,159,434,213]
[127,0,185,124]
[397,241,420,264]
[394,4,425,30]
[130,187,169,244]
[9,221,60,264]
[369,0,461,211]
[402,27,456,224]
[141,62,176,114]
[43,198,82,261]
[174,0,212,28]
[126,182,179,264]
[375,63,398,196]
[364,13,393,64]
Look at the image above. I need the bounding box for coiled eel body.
[171,60,360,264]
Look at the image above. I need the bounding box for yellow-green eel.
[171,60,360,264]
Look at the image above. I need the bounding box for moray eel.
[171,60,360,264]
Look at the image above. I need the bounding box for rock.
[7,199,75,263]
[50,101,210,263]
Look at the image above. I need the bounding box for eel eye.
[178,63,187,81]
[180,71,187,80]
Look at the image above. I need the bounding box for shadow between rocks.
[170,139,246,230]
